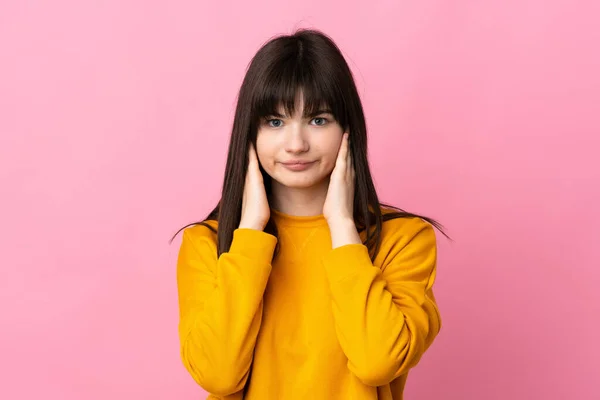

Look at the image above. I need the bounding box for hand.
[323,133,355,224]
[239,143,270,230]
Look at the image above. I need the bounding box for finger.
[337,133,348,166]
[333,135,348,178]
[247,143,253,166]
[248,142,256,162]
[346,134,352,165]
[347,145,353,177]
[249,143,261,171]
[348,135,356,180]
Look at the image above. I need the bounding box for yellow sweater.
[176,207,441,400]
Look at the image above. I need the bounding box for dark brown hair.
[170,28,447,260]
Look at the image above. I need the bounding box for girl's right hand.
[238,143,270,231]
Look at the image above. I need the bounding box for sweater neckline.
[270,207,329,228]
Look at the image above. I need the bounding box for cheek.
[255,135,274,168]
[321,139,343,169]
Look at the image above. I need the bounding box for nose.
[284,123,309,153]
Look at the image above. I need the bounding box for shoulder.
[181,220,219,248]
[177,221,220,274]
[379,207,436,250]
[376,208,437,271]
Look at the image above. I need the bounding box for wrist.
[326,216,355,228]
[238,221,266,231]
[327,217,361,249]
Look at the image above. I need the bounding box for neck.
[269,178,330,217]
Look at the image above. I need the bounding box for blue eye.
[312,117,328,126]
[267,119,283,128]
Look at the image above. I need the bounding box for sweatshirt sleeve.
[176,226,277,396]
[322,218,441,387]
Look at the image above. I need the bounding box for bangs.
[251,57,346,124]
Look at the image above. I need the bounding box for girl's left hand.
[323,132,355,223]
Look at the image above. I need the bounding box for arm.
[176,226,277,396]
[323,218,441,387]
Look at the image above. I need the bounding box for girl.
[174,29,446,400]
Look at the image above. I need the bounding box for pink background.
[1,1,599,399]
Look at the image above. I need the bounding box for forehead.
[272,90,330,117]
[274,91,304,112]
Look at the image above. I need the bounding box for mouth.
[280,161,316,171]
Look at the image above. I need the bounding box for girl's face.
[256,94,344,190]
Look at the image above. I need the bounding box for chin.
[271,173,325,189]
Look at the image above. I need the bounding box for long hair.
[170,28,448,260]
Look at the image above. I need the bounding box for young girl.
[174,29,445,400]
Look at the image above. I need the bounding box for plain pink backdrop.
[1,1,599,399]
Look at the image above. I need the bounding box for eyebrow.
[304,109,333,118]
[265,109,333,119]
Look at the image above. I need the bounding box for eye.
[266,119,283,128]
[311,117,328,126]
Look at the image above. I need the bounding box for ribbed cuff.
[322,243,372,283]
